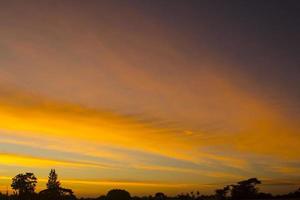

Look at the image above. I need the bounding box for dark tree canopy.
[106,189,131,200]
[155,192,166,200]
[4,172,299,200]
[230,178,261,200]
[47,169,60,190]
[215,186,230,200]
[39,169,76,200]
[11,172,37,195]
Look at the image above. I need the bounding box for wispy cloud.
[0,2,299,196]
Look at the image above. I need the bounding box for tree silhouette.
[155,192,166,200]
[39,169,76,200]
[106,189,131,200]
[40,169,61,200]
[215,186,230,200]
[59,188,76,200]
[4,172,297,200]
[230,178,261,199]
[11,172,37,199]
[39,188,60,200]
[47,169,60,190]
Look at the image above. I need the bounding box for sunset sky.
[0,0,300,197]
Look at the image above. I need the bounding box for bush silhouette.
[106,189,131,200]
[155,192,166,200]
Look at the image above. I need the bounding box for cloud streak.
[0,1,299,196]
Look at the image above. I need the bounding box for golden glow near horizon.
[0,1,299,197]
[0,81,299,196]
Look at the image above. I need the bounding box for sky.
[0,0,300,197]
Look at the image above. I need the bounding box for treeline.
[1,169,75,200]
[0,169,300,200]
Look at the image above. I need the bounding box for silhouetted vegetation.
[11,172,37,200]
[1,170,300,200]
[106,189,131,200]
[230,178,261,200]
[39,169,76,200]
[215,186,230,200]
